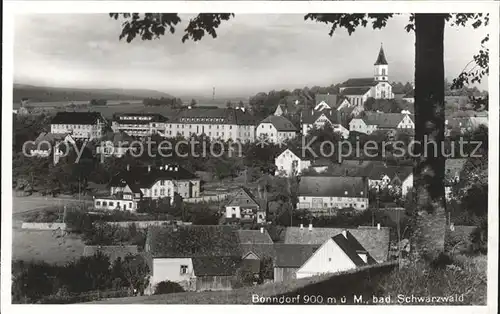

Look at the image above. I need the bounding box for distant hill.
[13,84,175,103]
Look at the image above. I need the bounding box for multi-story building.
[50,112,105,140]
[256,115,297,143]
[112,113,168,137]
[297,176,369,215]
[164,107,256,142]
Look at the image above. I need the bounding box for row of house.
[143,224,390,293]
[93,164,200,211]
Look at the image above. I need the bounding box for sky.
[14,14,489,98]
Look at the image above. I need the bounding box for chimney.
[260,227,264,234]
[300,224,304,230]
[308,223,313,231]
[377,223,381,230]
[342,230,347,238]
[148,165,151,172]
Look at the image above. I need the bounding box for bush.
[154,281,185,295]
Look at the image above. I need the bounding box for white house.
[349,112,414,135]
[295,230,377,279]
[256,115,297,143]
[338,45,395,105]
[274,148,312,176]
[402,90,415,103]
[50,112,105,140]
[297,176,369,214]
[164,107,256,142]
[367,165,413,196]
[112,113,168,137]
[96,131,137,158]
[93,195,137,211]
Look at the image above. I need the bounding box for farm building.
[273,244,319,282]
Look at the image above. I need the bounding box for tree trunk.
[412,14,448,261]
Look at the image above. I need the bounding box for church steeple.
[374,43,389,82]
[374,44,388,65]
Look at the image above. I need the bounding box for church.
[338,45,395,106]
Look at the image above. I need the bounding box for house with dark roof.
[274,96,304,117]
[256,115,297,143]
[274,147,313,176]
[50,111,105,140]
[225,187,266,224]
[349,112,414,135]
[165,107,257,142]
[295,230,377,279]
[297,176,369,214]
[284,225,390,263]
[237,229,274,275]
[103,164,200,211]
[273,244,320,282]
[338,45,395,106]
[144,225,243,292]
[402,89,415,103]
[301,109,350,139]
[112,112,168,137]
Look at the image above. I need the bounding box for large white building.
[164,108,256,142]
[338,45,395,105]
[297,176,369,215]
[50,112,105,140]
[256,115,297,143]
[112,113,168,137]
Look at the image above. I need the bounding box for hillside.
[13,84,175,103]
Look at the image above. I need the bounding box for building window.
[180,265,188,274]
[109,202,114,206]
[96,201,101,206]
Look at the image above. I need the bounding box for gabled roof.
[146,225,242,258]
[227,187,260,208]
[315,94,339,107]
[341,78,378,88]
[240,244,276,260]
[331,231,377,266]
[171,108,256,125]
[284,226,390,262]
[83,245,138,263]
[237,229,273,245]
[259,115,297,132]
[341,87,372,96]
[302,110,342,125]
[192,256,241,276]
[374,45,388,65]
[276,147,315,161]
[274,244,320,268]
[109,164,198,189]
[51,111,104,125]
[359,112,410,128]
[298,176,367,198]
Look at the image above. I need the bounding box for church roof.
[374,45,388,65]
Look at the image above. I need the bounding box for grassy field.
[12,193,89,265]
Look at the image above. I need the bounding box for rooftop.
[298,176,367,198]
[259,115,297,132]
[51,111,104,125]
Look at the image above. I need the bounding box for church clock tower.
[374,44,389,82]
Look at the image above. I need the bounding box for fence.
[21,222,67,230]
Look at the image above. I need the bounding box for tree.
[110,13,489,262]
[120,255,150,295]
